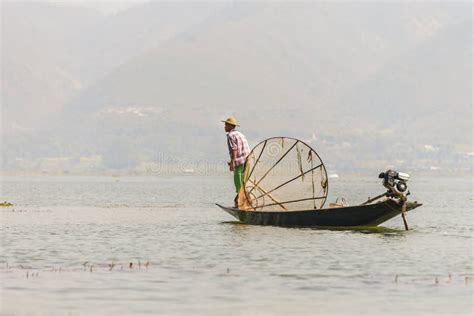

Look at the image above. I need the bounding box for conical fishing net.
[239,137,328,211]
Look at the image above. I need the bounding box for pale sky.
[46,0,148,15]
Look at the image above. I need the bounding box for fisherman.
[222,117,250,207]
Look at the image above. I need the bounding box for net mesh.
[239,137,328,211]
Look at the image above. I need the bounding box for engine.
[378,169,410,198]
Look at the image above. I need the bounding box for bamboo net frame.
[238,137,328,211]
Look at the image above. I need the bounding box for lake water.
[1,174,472,315]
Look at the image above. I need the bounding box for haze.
[1,1,472,174]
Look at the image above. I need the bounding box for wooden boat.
[216,199,422,228]
[218,137,422,229]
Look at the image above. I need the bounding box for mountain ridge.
[2,2,472,172]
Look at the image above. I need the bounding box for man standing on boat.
[222,117,250,207]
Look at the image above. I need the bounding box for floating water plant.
[0,201,13,207]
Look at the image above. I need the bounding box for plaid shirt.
[227,129,250,167]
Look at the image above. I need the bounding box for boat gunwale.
[216,199,422,215]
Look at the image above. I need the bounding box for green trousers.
[233,164,245,193]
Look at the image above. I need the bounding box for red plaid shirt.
[227,129,250,167]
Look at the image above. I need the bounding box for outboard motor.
[379,169,410,198]
[359,169,412,231]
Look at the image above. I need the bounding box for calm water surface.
[1,174,472,315]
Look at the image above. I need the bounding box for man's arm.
[230,148,238,171]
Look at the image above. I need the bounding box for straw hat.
[221,116,239,127]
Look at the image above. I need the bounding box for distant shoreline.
[1,169,472,178]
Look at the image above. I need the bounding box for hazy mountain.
[1,2,103,126]
[1,2,228,127]
[59,2,471,170]
[337,20,472,143]
[1,2,472,172]
[68,2,229,85]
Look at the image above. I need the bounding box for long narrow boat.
[217,199,422,228]
[217,136,422,229]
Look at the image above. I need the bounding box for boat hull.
[216,199,422,227]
